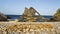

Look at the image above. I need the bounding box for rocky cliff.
[49,8,60,21]
[0,12,8,21]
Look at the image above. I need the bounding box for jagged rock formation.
[49,8,60,21]
[23,7,38,17]
[21,7,45,22]
[0,12,8,21]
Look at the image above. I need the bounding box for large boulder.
[0,12,8,21]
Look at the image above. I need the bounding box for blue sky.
[0,0,60,15]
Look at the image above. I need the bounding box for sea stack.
[21,7,45,22]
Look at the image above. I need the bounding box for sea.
[7,15,52,21]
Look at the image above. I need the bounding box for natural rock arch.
[21,7,45,22]
[23,7,40,17]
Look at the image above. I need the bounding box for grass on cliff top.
[55,8,60,15]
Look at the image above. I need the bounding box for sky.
[0,0,60,16]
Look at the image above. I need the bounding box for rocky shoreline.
[0,22,60,34]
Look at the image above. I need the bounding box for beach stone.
[0,22,60,34]
[14,19,19,22]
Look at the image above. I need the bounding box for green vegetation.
[55,8,60,15]
[49,8,60,21]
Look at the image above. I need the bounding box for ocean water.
[7,15,52,21]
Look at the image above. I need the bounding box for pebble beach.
[0,22,60,34]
